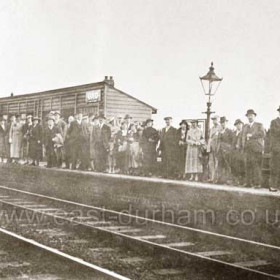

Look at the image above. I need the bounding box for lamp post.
[200,62,223,142]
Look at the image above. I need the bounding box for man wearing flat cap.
[142,119,159,176]
[124,114,133,130]
[241,109,265,188]
[216,117,233,184]
[268,106,280,191]
[207,115,221,183]
[158,117,178,178]
[231,119,245,185]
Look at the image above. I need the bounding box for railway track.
[0,226,126,280]
[0,185,279,279]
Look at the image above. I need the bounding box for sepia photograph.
[0,0,279,279]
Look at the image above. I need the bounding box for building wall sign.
[86,89,101,103]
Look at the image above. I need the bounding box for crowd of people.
[0,107,280,192]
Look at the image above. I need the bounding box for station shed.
[0,76,157,122]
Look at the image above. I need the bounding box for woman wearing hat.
[115,122,129,173]
[177,120,189,179]
[127,123,141,174]
[29,117,43,166]
[185,120,205,181]
[9,114,23,163]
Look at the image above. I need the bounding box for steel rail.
[0,184,279,252]
[0,188,279,279]
[0,226,130,280]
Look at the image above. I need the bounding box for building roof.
[110,86,157,114]
[0,81,104,101]
[0,79,157,113]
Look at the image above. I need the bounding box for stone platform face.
[0,163,279,246]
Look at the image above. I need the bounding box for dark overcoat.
[270,117,280,153]
[91,124,111,171]
[241,122,265,153]
[159,126,179,176]
[177,128,188,174]
[0,124,9,157]
[231,130,245,178]
[142,127,159,169]
[241,122,265,186]
[43,125,62,151]
[67,120,84,146]
[29,124,43,160]
[269,117,280,188]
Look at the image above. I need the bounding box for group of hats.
[12,114,41,120]
[179,120,188,126]
[234,109,257,126]
[210,109,258,126]
[89,114,106,120]
[211,115,229,124]
[26,114,40,120]
[47,111,60,121]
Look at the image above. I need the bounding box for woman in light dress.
[115,122,129,173]
[127,123,141,174]
[185,120,205,181]
[9,115,23,163]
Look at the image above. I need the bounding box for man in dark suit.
[241,109,265,188]
[91,114,111,172]
[54,111,67,167]
[43,116,62,168]
[0,115,9,162]
[216,117,233,184]
[142,119,159,176]
[79,115,91,171]
[269,106,280,192]
[29,117,43,166]
[22,115,33,164]
[64,116,75,169]
[231,119,245,185]
[67,112,84,170]
[158,117,179,178]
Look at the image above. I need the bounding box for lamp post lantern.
[200,62,223,141]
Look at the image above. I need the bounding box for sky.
[0,0,279,128]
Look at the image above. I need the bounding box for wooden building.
[0,76,157,122]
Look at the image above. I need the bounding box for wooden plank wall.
[0,84,154,123]
[105,87,153,122]
[0,86,104,118]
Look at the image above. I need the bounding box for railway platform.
[0,163,279,247]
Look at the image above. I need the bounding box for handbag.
[118,141,128,152]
